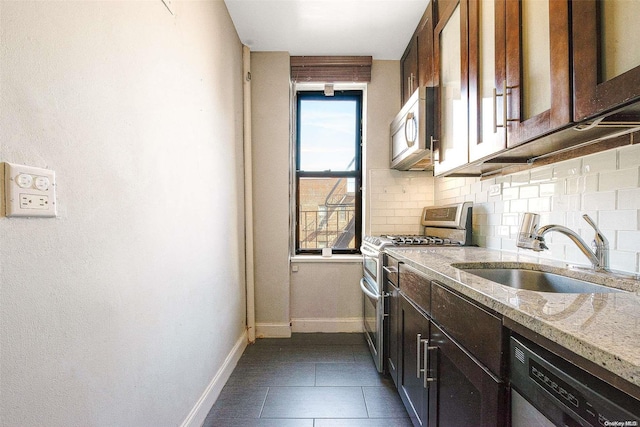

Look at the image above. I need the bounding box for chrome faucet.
[517,212,610,272]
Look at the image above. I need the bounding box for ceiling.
[223,0,430,60]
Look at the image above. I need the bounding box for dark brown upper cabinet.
[433,0,470,175]
[401,36,419,106]
[572,0,640,122]
[504,0,571,148]
[400,2,436,106]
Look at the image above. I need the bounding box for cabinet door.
[434,0,470,175]
[399,296,431,427]
[386,280,400,387]
[468,0,507,162]
[417,1,436,88]
[573,0,640,121]
[428,322,507,427]
[401,36,419,106]
[504,0,571,148]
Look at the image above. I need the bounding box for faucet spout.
[536,224,601,269]
[517,213,610,272]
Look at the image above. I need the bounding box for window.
[295,90,362,254]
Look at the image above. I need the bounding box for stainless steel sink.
[455,266,623,293]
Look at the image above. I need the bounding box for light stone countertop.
[385,246,640,389]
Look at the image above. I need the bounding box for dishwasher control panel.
[510,336,640,427]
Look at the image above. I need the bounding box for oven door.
[360,277,384,373]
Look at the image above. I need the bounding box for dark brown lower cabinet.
[428,322,507,427]
[399,295,431,426]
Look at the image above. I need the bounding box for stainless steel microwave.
[389,87,436,171]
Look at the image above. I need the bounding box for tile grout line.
[257,386,269,419]
[360,385,371,418]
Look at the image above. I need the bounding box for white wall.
[435,144,640,274]
[364,61,436,237]
[251,52,292,337]
[251,58,410,335]
[0,2,246,426]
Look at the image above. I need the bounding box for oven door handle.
[360,246,379,258]
[360,278,380,301]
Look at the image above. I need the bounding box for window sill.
[290,254,362,264]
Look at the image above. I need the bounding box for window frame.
[294,90,363,255]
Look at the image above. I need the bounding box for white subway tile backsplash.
[583,191,616,211]
[598,210,638,231]
[367,144,640,272]
[528,197,551,213]
[503,213,520,226]
[368,169,436,235]
[475,191,488,204]
[530,166,553,183]
[520,185,539,199]
[618,144,640,170]
[501,238,517,252]
[609,250,638,273]
[488,213,503,226]
[552,194,581,212]
[549,210,566,225]
[511,171,530,186]
[510,199,528,213]
[599,168,639,192]
[494,201,506,214]
[617,188,640,210]
[439,187,461,200]
[618,231,640,252]
[485,236,502,250]
[372,209,395,217]
[582,150,617,174]
[502,187,519,200]
[553,158,582,179]
[539,182,559,197]
[566,175,598,195]
[496,226,510,237]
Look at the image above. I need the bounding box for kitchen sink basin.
[454,266,623,294]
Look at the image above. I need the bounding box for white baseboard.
[180,331,248,427]
[255,322,292,338]
[291,317,363,333]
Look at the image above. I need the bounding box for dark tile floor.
[203,333,412,427]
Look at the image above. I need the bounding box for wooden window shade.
[290,56,372,83]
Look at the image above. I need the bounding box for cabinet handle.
[382,266,398,274]
[408,73,415,94]
[418,335,436,387]
[424,340,437,388]
[492,87,499,133]
[430,136,439,162]
[494,81,517,132]
[416,333,423,378]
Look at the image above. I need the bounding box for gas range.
[359,202,472,373]
[362,202,473,252]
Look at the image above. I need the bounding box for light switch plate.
[4,162,57,217]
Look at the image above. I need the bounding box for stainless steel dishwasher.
[510,335,640,427]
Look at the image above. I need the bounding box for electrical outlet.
[20,194,50,210]
[489,183,502,197]
[5,162,57,218]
